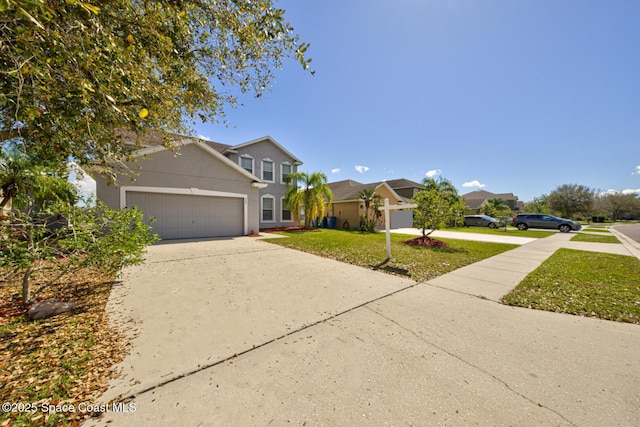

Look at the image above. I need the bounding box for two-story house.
[92,132,302,239]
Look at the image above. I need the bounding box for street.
[614,223,640,244]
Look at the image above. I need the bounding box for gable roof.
[462,189,518,201]
[131,137,265,184]
[231,135,303,165]
[114,130,303,174]
[328,179,407,203]
[383,178,422,189]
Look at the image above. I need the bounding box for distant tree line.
[521,184,640,221]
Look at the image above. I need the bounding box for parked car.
[511,214,581,232]
[464,215,499,228]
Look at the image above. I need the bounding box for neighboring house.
[327,179,418,229]
[92,132,301,239]
[462,189,523,214]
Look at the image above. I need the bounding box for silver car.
[464,215,499,228]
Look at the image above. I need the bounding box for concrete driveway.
[93,235,640,426]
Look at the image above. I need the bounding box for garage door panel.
[126,191,243,239]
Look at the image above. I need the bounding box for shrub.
[0,201,159,304]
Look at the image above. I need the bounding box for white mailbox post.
[378,198,417,260]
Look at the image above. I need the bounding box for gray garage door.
[127,192,244,239]
[391,210,413,229]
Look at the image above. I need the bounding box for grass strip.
[571,233,620,243]
[502,248,640,324]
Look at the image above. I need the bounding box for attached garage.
[93,138,265,240]
[123,187,247,239]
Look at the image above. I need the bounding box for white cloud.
[462,180,486,188]
[354,165,369,173]
[67,161,96,201]
[331,168,341,174]
[196,134,212,141]
[425,169,441,178]
[600,188,640,196]
[633,165,640,175]
[621,188,640,195]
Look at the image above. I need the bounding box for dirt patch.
[403,235,451,247]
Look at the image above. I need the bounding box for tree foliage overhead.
[411,177,464,237]
[0,0,311,175]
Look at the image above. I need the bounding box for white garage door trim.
[120,186,248,235]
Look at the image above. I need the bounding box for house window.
[281,163,292,184]
[281,197,292,221]
[262,196,275,222]
[240,156,253,174]
[262,160,274,182]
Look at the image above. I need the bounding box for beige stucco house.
[93,133,301,240]
[326,179,419,230]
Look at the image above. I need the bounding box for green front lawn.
[264,229,517,282]
[571,233,620,243]
[502,249,640,324]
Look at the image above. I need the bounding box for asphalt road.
[613,223,640,244]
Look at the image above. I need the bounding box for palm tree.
[284,171,333,228]
[358,188,382,232]
[0,149,77,210]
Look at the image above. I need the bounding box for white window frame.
[239,155,254,174]
[262,158,275,183]
[280,196,294,222]
[261,194,276,223]
[280,162,293,184]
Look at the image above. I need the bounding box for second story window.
[262,160,274,182]
[240,156,253,174]
[281,163,292,184]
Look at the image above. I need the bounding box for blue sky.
[78,0,640,202]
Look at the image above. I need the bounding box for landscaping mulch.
[403,235,451,247]
[0,267,127,426]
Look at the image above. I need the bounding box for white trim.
[260,194,276,223]
[280,196,294,223]
[280,162,293,184]
[261,159,275,183]
[121,185,248,235]
[239,154,254,175]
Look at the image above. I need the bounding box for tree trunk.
[22,266,33,304]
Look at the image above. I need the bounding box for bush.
[0,201,159,304]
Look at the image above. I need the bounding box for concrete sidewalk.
[91,234,639,426]
[390,227,539,245]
